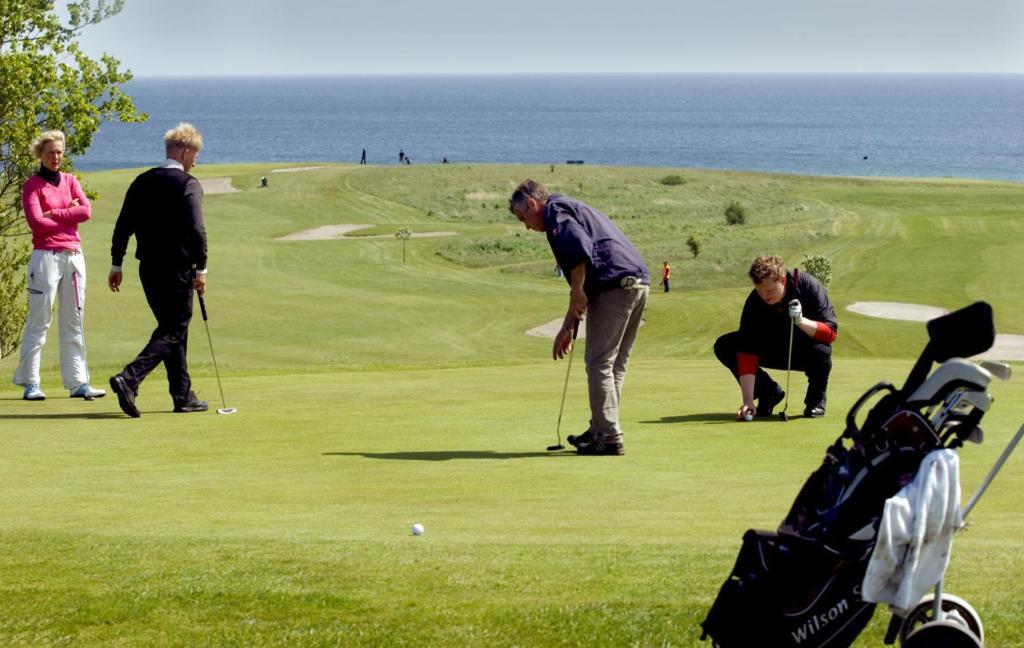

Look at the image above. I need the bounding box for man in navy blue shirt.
[510,179,649,455]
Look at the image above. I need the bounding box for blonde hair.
[748,255,786,283]
[31,130,66,158]
[164,122,204,153]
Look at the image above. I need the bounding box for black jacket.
[737,270,837,354]
[111,166,207,272]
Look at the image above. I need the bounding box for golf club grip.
[198,294,208,321]
[572,319,580,340]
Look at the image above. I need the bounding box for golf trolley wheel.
[899,593,984,646]
[902,620,982,648]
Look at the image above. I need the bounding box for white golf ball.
[744,412,754,422]
[411,523,424,536]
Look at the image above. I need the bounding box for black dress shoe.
[756,387,785,417]
[174,393,208,413]
[109,375,140,418]
[804,405,826,418]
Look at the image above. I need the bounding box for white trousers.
[12,250,91,389]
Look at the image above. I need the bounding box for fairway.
[2,164,1023,646]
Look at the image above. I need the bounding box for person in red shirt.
[714,255,837,418]
[12,130,105,401]
[662,260,671,292]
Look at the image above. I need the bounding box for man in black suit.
[107,122,209,417]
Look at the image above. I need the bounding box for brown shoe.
[567,430,594,448]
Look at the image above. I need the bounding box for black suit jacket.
[111,166,208,272]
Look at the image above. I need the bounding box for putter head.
[217,407,238,415]
[547,444,566,451]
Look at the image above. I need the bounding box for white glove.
[788,299,803,321]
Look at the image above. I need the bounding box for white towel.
[862,449,962,613]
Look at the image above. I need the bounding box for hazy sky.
[74,0,1023,76]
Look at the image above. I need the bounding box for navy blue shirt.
[544,194,649,297]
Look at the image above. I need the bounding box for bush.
[0,239,29,358]
[659,174,686,186]
[686,235,701,258]
[802,255,833,289]
[724,201,747,225]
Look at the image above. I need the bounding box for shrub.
[659,174,686,186]
[686,235,701,258]
[802,255,833,289]
[724,201,747,225]
[0,239,29,358]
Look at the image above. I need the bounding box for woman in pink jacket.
[12,130,105,401]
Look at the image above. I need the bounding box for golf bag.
[701,302,997,647]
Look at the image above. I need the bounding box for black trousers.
[713,330,831,407]
[120,264,194,404]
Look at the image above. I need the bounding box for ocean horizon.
[78,73,1024,181]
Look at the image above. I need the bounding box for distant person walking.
[510,179,649,456]
[398,149,405,164]
[662,260,671,292]
[714,255,837,420]
[360,148,367,164]
[12,130,106,401]
[107,123,209,417]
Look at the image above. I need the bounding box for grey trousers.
[584,284,649,443]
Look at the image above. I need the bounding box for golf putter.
[779,299,798,422]
[198,293,237,415]
[548,320,580,451]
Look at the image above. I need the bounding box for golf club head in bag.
[198,292,237,415]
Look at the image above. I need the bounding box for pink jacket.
[22,173,91,251]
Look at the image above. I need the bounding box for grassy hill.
[1,164,1022,646]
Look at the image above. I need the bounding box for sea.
[77,74,1024,181]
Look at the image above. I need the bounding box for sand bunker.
[276,224,457,241]
[527,318,588,340]
[848,301,1024,361]
[199,177,240,194]
[270,166,327,173]
[847,301,948,322]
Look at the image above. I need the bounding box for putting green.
[1,164,1022,645]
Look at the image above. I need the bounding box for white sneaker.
[70,383,106,399]
[23,384,46,401]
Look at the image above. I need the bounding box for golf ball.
[744,412,754,422]
[411,523,424,536]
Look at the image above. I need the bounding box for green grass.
[2,163,1023,646]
